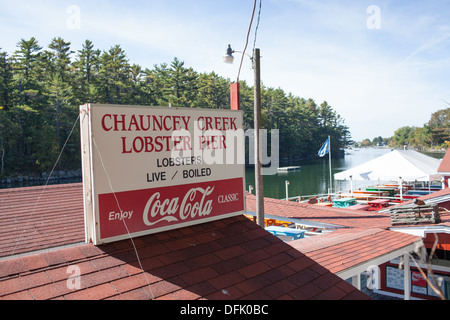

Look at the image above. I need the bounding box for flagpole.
[328,135,332,195]
[318,137,332,195]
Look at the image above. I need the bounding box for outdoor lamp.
[223,45,235,64]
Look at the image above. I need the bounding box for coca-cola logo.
[98,178,244,240]
[143,186,215,226]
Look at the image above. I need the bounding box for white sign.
[80,104,246,245]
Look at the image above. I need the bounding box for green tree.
[98,45,131,104]
[428,108,450,146]
[361,139,371,147]
[318,101,336,129]
[392,126,416,148]
[145,62,170,106]
[128,64,148,105]
[0,50,13,111]
[11,37,44,109]
[8,38,46,172]
[48,37,73,82]
[47,38,75,146]
[149,58,199,108]
[73,40,100,104]
[372,136,384,146]
[166,57,198,108]
[411,126,432,149]
[194,71,229,109]
[0,36,354,177]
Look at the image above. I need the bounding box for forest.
[0,37,351,178]
[390,108,450,150]
[359,108,450,150]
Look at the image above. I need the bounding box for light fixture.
[223,44,235,64]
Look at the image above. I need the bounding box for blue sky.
[1,0,450,141]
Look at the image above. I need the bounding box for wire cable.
[92,137,156,300]
[237,0,258,82]
[252,0,262,54]
[11,113,80,256]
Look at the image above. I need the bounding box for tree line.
[358,108,450,150]
[0,37,351,178]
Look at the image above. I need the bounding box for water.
[245,148,410,200]
[1,148,386,190]
[2,148,444,194]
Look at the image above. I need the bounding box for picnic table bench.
[366,187,396,197]
[395,194,419,199]
[407,190,432,196]
[352,190,389,197]
[332,197,357,208]
[368,199,390,211]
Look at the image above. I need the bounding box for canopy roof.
[334,150,442,182]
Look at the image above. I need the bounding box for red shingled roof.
[0,183,84,258]
[0,184,369,300]
[416,185,450,201]
[438,149,450,173]
[246,193,392,229]
[290,228,422,275]
[0,215,369,300]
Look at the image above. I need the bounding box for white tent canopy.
[334,150,442,182]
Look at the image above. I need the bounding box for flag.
[318,138,330,157]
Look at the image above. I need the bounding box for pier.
[277,166,301,172]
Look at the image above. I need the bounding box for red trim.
[379,261,449,300]
[230,83,240,110]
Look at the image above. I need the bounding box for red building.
[438,149,450,189]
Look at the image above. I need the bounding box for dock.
[277,166,301,172]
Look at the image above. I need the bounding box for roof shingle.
[246,193,393,229]
[0,212,369,300]
[289,228,422,275]
[7,181,439,300]
[0,183,84,258]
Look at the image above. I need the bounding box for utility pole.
[253,48,265,228]
[223,45,265,228]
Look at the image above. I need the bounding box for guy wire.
[11,113,80,256]
[92,137,156,300]
[237,0,258,82]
